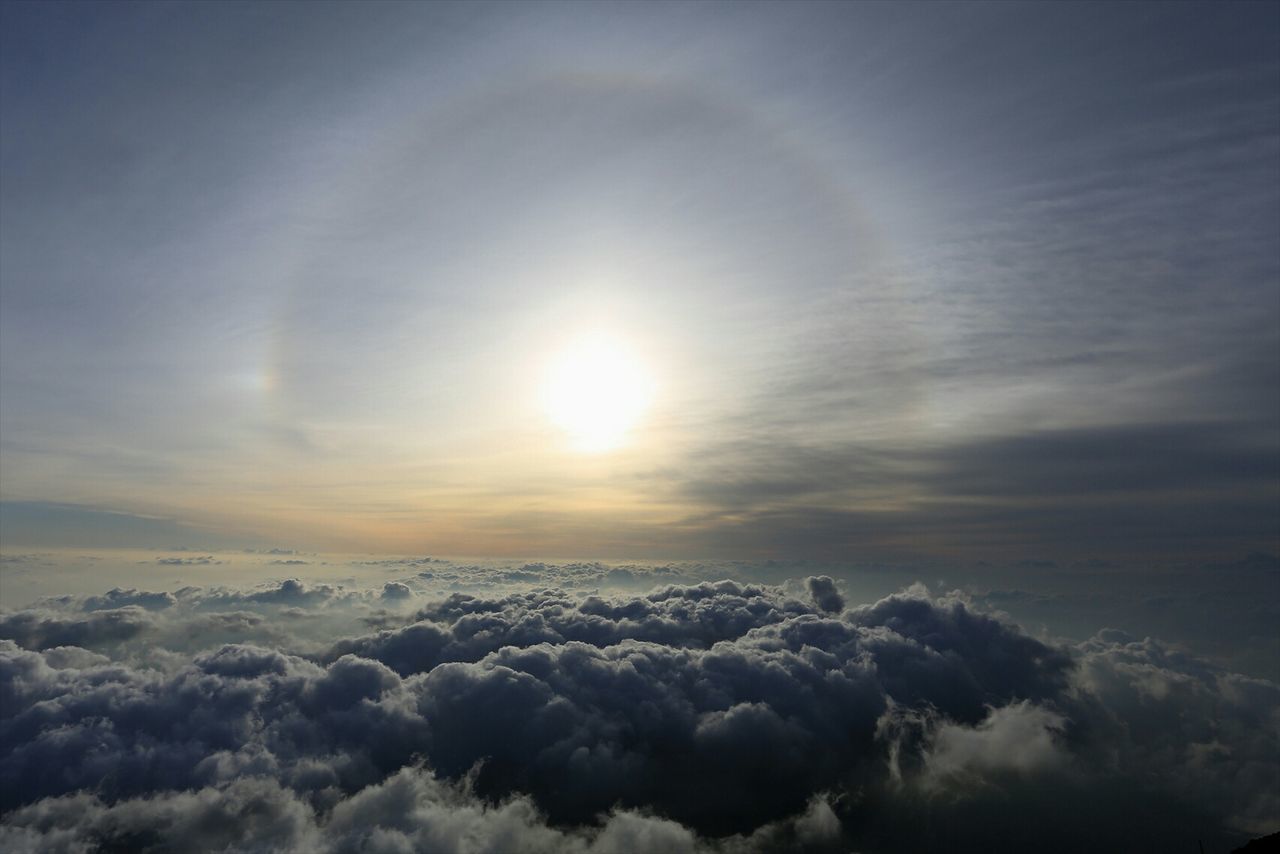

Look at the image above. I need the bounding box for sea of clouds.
[1,558,1276,852]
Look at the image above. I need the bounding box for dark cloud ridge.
[1,577,1275,852]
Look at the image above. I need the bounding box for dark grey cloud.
[339,557,695,596]
[0,554,52,565]
[2,577,1273,851]
[191,578,351,611]
[81,587,177,612]
[805,576,843,613]
[379,581,412,601]
[0,579,380,660]
[155,555,224,566]
[326,581,820,678]
[0,606,155,650]
[0,767,819,854]
[919,422,1279,499]
[664,421,1280,560]
[0,503,251,550]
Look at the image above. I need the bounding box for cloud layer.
[1,576,1276,852]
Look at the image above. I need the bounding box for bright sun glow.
[543,331,655,453]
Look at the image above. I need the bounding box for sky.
[1,1,1276,561]
[1,5,1279,852]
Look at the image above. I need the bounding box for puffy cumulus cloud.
[1,579,1276,852]
[192,578,353,610]
[1069,630,1280,837]
[325,580,823,678]
[848,586,1074,724]
[920,701,1068,786]
[0,778,322,854]
[1,579,393,660]
[22,578,358,618]
[403,634,884,835]
[0,639,430,812]
[0,606,156,650]
[380,582,412,601]
[0,766,841,854]
[320,766,707,854]
[81,587,178,612]
[805,575,844,613]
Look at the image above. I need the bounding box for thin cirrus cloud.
[0,3,1274,559]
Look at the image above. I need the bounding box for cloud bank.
[1,575,1275,852]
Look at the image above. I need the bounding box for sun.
[542,330,655,453]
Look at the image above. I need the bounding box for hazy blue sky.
[2,1,1277,559]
